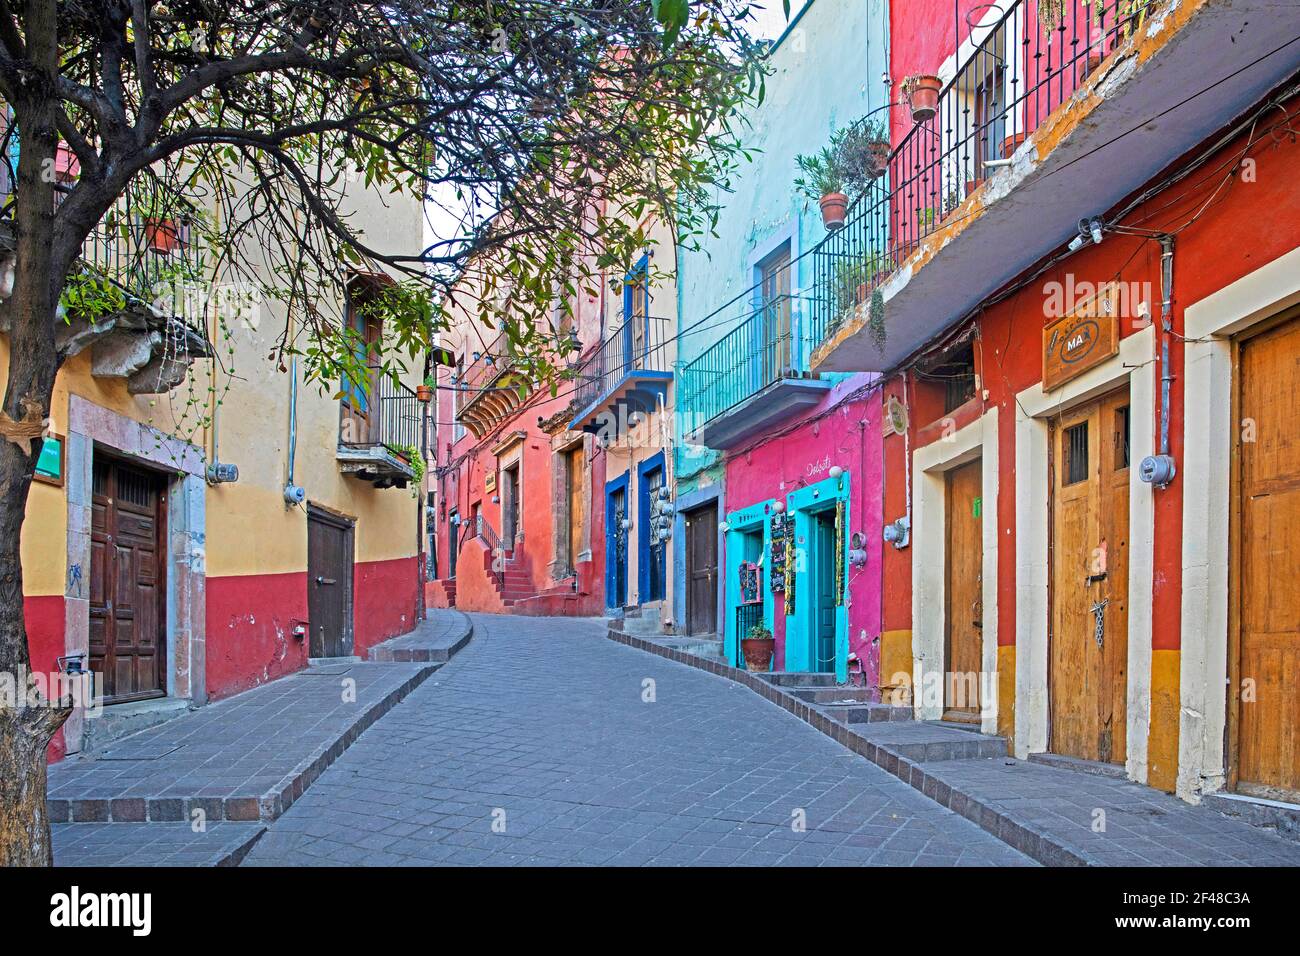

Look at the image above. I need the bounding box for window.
[758,243,792,380]
[624,257,649,364]
[1064,421,1089,486]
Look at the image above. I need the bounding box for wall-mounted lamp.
[771,500,785,514]
[828,465,844,479]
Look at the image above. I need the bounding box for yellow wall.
[6,178,427,596]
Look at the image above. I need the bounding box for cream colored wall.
[7,174,427,593]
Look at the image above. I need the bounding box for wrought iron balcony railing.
[571,313,673,415]
[339,367,423,468]
[809,0,1159,352]
[678,292,804,434]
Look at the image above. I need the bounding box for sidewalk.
[609,626,1300,867]
[51,610,473,866]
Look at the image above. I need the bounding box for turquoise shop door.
[813,512,836,674]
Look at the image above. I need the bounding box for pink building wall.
[723,375,884,684]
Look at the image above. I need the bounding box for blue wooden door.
[813,512,837,674]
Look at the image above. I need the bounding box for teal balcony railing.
[678,292,803,434]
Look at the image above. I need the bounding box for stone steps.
[816,702,913,725]
[789,685,879,704]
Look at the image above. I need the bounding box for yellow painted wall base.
[1148,648,1181,792]
[997,643,1016,751]
[880,629,912,704]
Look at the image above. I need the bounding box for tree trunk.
[0,0,72,867]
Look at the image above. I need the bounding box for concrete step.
[80,698,194,757]
[759,672,840,688]
[1202,792,1300,844]
[846,721,1009,763]
[789,685,879,704]
[817,702,913,725]
[1027,751,1128,779]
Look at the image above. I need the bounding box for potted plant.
[794,147,848,230]
[902,74,943,124]
[740,623,775,673]
[416,375,435,403]
[837,119,892,184]
[1002,131,1028,159]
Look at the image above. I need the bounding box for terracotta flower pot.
[866,140,891,178]
[905,74,942,123]
[1001,132,1028,159]
[741,637,775,673]
[416,384,434,403]
[144,217,181,254]
[1077,51,1105,85]
[819,192,849,231]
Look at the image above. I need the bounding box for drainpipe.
[282,357,305,505]
[1138,236,1177,490]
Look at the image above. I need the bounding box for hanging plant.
[901,74,942,123]
[868,288,887,355]
[1039,0,1067,33]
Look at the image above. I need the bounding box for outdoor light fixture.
[771,500,785,513]
[57,654,86,676]
[828,465,844,479]
[1069,216,1106,252]
[719,521,730,533]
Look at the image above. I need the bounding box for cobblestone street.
[243,613,1033,867]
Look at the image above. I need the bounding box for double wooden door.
[90,458,166,703]
[1050,388,1131,764]
[944,459,983,721]
[1235,314,1300,797]
[684,505,717,635]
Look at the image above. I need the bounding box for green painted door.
[813,512,836,674]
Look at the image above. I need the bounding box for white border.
[1179,246,1300,802]
[911,407,999,730]
[1012,325,1156,778]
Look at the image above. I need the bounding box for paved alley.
[243,613,1033,867]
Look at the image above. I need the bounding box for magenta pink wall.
[724,377,884,684]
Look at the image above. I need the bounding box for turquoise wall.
[674,0,891,484]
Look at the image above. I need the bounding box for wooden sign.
[484,471,497,494]
[1043,282,1120,390]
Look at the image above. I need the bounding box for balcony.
[337,370,424,487]
[0,179,212,392]
[809,0,1300,373]
[678,293,831,450]
[453,331,532,439]
[568,315,673,436]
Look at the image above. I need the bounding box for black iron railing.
[572,313,672,414]
[735,602,764,667]
[809,0,1160,350]
[340,369,423,463]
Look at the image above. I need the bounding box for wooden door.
[1236,315,1300,797]
[1050,388,1130,763]
[502,464,520,546]
[944,459,983,721]
[308,507,353,658]
[566,448,584,572]
[813,512,837,674]
[685,505,718,635]
[89,458,166,703]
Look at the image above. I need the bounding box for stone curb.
[607,627,1097,867]
[369,609,475,663]
[48,663,440,826]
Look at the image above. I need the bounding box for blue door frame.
[622,255,649,365]
[722,499,776,668]
[604,471,630,610]
[637,452,666,605]
[784,474,851,682]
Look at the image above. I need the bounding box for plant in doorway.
[741,623,775,673]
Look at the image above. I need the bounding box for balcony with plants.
[806,0,1299,374]
[0,172,212,394]
[675,121,892,451]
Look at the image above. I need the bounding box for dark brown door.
[1049,388,1130,764]
[685,505,718,635]
[1236,314,1300,798]
[308,507,354,658]
[944,459,983,721]
[89,458,166,703]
